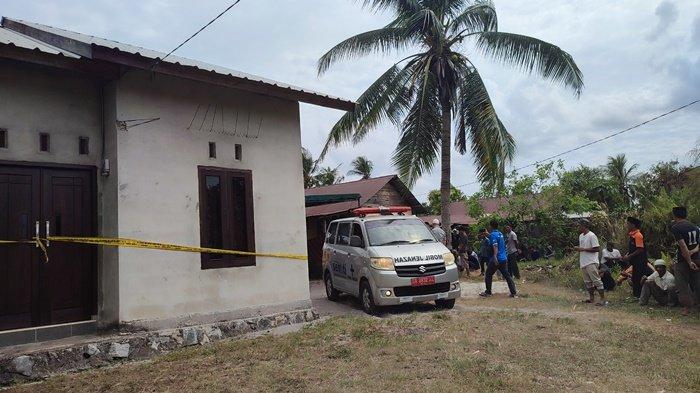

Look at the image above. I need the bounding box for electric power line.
[150,0,243,70]
[416,99,700,196]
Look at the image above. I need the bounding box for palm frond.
[318,64,416,160]
[359,0,422,16]
[476,31,584,96]
[391,68,442,186]
[317,28,415,75]
[453,62,515,188]
[448,0,497,36]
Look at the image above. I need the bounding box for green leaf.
[476,31,584,96]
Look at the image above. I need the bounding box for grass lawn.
[8,279,700,392]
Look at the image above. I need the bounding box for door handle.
[35,221,39,247]
[45,220,50,247]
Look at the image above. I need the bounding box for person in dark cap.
[622,216,647,298]
[575,219,606,305]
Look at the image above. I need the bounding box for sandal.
[595,301,609,307]
[581,299,593,304]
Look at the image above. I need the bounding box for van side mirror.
[349,235,364,248]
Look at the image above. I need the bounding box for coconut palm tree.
[348,156,375,179]
[315,166,345,186]
[317,0,583,230]
[606,154,638,207]
[302,147,318,188]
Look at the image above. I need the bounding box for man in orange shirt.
[622,217,646,298]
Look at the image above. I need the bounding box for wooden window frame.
[198,166,256,269]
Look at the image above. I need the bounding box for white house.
[0,17,353,341]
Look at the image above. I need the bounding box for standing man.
[639,260,678,307]
[670,206,700,316]
[456,227,471,277]
[504,225,521,280]
[601,242,622,269]
[622,217,646,298]
[478,229,491,276]
[479,220,517,298]
[575,219,606,306]
[430,219,447,246]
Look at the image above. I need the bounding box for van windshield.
[365,218,436,247]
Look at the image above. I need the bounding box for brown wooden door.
[0,167,41,330]
[0,164,96,331]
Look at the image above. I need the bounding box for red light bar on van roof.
[353,206,412,217]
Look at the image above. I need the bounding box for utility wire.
[416,99,699,196]
[150,0,243,70]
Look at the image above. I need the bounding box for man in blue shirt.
[480,220,518,297]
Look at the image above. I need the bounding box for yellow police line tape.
[0,237,307,263]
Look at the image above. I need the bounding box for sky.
[3,0,699,201]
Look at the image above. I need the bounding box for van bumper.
[370,267,461,306]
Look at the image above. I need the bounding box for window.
[325,222,338,245]
[0,128,6,148]
[198,167,255,269]
[39,133,50,152]
[336,223,351,246]
[350,223,365,248]
[79,137,89,155]
[234,144,242,161]
[208,142,217,159]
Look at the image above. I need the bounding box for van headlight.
[443,253,455,266]
[370,257,395,270]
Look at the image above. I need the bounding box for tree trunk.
[440,99,452,245]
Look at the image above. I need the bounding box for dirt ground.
[8,281,700,393]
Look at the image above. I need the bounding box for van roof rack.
[353,206,412,217]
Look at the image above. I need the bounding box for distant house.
[0,17,353,340]
[305,175,425,278]
[421,197,512,226]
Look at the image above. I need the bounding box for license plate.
[411,276,436,286]
[399,297,413,303]
[437,292,448,299]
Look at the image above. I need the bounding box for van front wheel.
[324,273,340,301]
[360,281,378,315]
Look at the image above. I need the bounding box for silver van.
[322,211,461,314]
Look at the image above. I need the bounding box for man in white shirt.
[574,219,606,305]
[639,259,678,306]
[430,219,447,245]
[601,242,622,269]
[504,225,521,279]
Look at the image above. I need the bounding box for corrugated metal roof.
[0,25,78,58]
[0,17,354,110]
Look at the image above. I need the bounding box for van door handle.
[35,221,39,247]
[45,220,50,247]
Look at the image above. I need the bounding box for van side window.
[336,223,351,246]
[326,222,338,244]
[351,223,365,248]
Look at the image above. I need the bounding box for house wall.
[0,60,102,167]
[113,71,310,327]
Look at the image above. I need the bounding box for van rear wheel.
[435,298,455,309]
[360,281,377,315]
[324,273,340,301]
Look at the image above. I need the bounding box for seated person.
[639,259,678,306]
[529,246,541,261]
[544,245,555,259]
[598,262,616,291]
[601,242,622,269]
